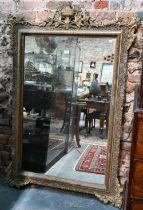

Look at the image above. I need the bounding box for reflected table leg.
[75,105,81,148]
[99,115,104,139]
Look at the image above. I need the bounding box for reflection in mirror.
[22,35,116,186]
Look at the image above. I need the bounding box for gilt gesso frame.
[6,5,139,208]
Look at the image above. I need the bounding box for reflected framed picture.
[100,63,113,85]
[86,72,91,79]
[78,61,83,73]
[90,61,96,68]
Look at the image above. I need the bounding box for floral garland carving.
[7,4,139,51]
[13,0,20,3]
[39,4,139,31]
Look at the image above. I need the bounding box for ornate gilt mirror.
[6,4,139,208]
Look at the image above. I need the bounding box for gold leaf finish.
[95,179,123,208]
[6,4,140,208]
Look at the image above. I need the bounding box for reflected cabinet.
[23,36,80,172]
[7,4,140,207]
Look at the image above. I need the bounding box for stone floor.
[0,176,121,210]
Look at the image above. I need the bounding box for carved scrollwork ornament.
[6,4,140,208]
[5,162,31,188]
[95,179,123,208]
[7,15,30,49]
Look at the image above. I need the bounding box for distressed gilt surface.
[6,4,140,208]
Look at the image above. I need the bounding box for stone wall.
[0,0,143,185]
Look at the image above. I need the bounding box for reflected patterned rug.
[75,145,107,175]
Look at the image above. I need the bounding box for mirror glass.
[22,35,116,187]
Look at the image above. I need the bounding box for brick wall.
[0,0,143,185]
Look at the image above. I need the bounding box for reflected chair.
[85,82,110,136]
[85,100,109,138]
